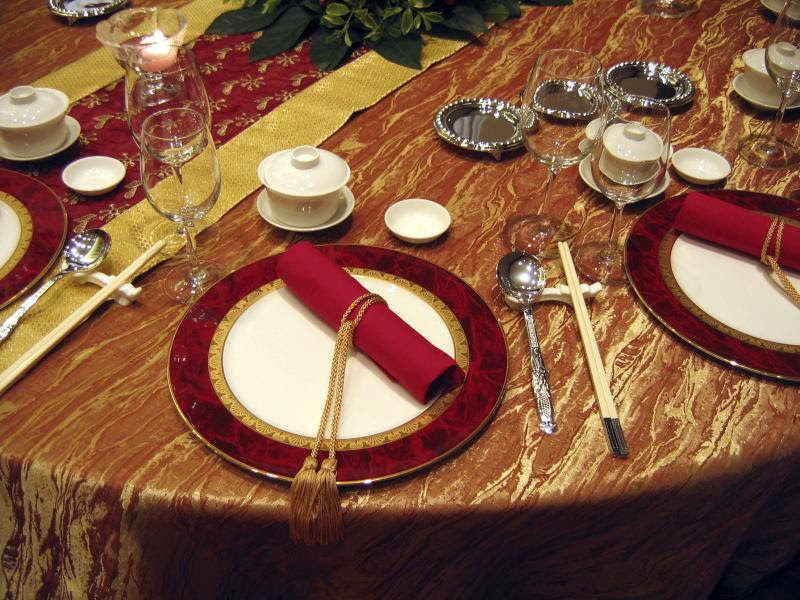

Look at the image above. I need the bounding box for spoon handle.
[0,271,68,343]
[523,304,557,434]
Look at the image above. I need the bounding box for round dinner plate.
[626,190,800,381]
[169,245,507,485]
[0,169,67,310]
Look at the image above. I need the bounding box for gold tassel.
[289,455,320,544]
[289,293,385,545]
[314,456,343,544]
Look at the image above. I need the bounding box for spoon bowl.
[0,229,111,343]
[496,251,557,434]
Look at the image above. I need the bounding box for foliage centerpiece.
[207,0,571,70]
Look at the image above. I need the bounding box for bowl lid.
[602,122,663,162]
[0,86,68,129]
[259,146,350,196]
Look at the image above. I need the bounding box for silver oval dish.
[604,61,696,108]
[433,98,522,161]
[48,0,128,22]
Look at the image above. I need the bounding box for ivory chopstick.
[557,242,629,458]
[0,238,166,396]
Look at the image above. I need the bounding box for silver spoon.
[496,251,557,434]
[0,229,111,343]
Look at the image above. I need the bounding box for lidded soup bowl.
[0,86,69,158]
[598,122,664,184]
[257,146,350,228]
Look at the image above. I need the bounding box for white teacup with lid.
[0,86,69,158]
[257,146,350,228]
[599,122,663,184]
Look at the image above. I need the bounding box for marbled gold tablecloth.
[2,0,800,598]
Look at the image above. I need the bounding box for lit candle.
[138,30,178,73]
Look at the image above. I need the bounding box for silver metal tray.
[604,61,696,108]
[48,0,128,22]
[433,98,522,160]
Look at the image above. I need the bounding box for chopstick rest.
[556,242,629,458]
[503,282,603,310]
[74,271,142,306]
[0,238,166,397]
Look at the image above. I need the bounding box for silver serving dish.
[48,0,128,22]
[604,61,696,108]
[433,98,522,160]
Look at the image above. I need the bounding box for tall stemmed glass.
[505,48,604,255]
[739,0,800,169]
[140,107,222,304]
[575,97,671,285]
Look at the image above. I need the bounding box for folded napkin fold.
[674,192,800,272]
[276,241,464,403]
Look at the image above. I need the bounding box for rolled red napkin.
[674,192,800,272]
[276,241,464,404]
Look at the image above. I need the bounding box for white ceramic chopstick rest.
[74,271,141,306]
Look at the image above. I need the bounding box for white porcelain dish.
[0,86,69,158]
[0,115,80,162]
[256,186,354,232]
[257,146,350,228]
[384,199,451,244]
[61,156,126,196]
[671,148,731,185]
[732,73,800,111]
[578,156,670,199]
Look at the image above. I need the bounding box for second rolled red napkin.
[674,192,800,272]
[276,241,464,404]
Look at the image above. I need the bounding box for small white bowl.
[62,156,126,196]
[671,148,731,185]
[385,199,451,244]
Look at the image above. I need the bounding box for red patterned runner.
[1,32,354,234]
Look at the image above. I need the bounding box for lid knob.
[776,41,797,57]
[622,123,647,142]
[9,86,35,105]
[290,146,320,169]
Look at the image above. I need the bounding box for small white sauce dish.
[385,199,451,244]
[61,156,126,195]
[671,148,731,185]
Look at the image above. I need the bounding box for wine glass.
[505,48,604,255]
[575,96,671,285]
[140,107,223,304]
[126,46,219,253]
[739,0,800,169]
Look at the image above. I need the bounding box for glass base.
[574,241,627,286]
[639,0,698,18]
[163,259,223,304]
[150,219,221,254]
[739,134,800,170]
[504,214,579,256]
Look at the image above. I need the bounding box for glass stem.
[606,202,624,252]
[771,90,792,140]
[539,166,559,218]
[183,222,203,283]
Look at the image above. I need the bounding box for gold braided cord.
[0,6,474,373]
[760,217,800,307]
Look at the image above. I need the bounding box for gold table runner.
[0,0,471,374]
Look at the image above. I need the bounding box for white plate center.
[670,234,800,346]
[0,198,22,271]
[221,275,456,439]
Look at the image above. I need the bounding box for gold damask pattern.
[0,192,33,281]
[207,268,469,451]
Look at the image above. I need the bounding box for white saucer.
[578,156,670,199]
[732,74,800,111]
[256,185,355,232]
[0,116,81,162]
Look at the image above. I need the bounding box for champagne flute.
[739,0,800,169]
[140,107,222,304]
[575,97,671,285]
[505,48,604,255]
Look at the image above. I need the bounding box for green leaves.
[371,33,423,69]
[207,2,284,35]
[205,0,573,71]
[250,5,314,62]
